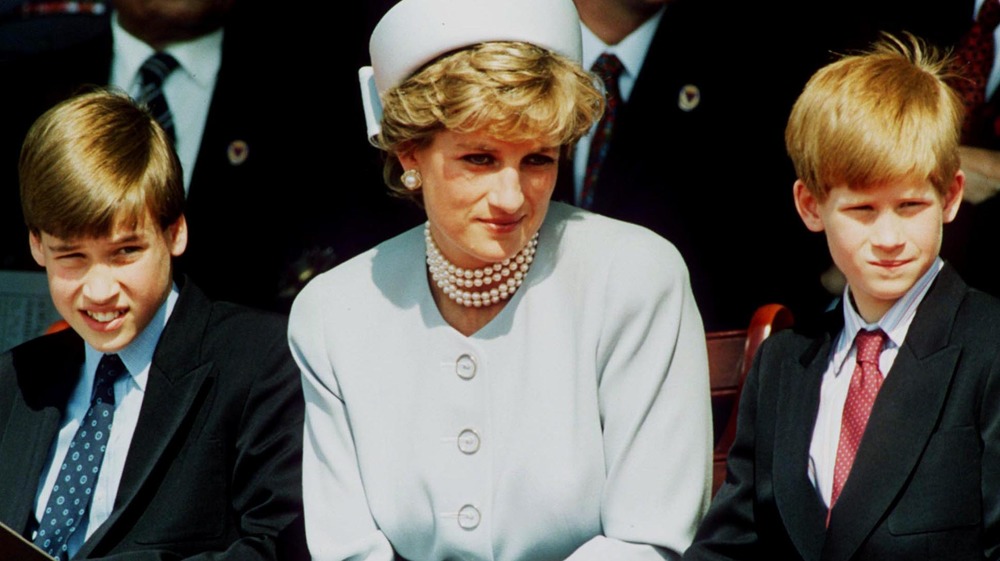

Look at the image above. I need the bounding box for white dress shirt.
[33,286,178,558]
[808,258,943,506]
[572,7,665,201]
[109,13,223,193]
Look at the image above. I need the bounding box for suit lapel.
[772,331,833,561]
[77,280,216,557]
[0,397,60,533]
[0,331,83,533]
[823,266,966,561]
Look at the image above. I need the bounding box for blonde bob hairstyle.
[377,40,604,199]
[20,88,184,239]
[785,33,963,200]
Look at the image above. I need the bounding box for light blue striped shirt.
[807,258,943,506]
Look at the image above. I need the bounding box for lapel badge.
[678,84,700,112]
[227,140,249,166]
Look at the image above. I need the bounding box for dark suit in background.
[0,3,420,312]
[684,265,1000,561]
[0,279,307,560]
[555,0,830,331]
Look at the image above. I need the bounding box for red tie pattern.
[830,329,887,511]
[950,0,1000,143]
[582,53,624,209]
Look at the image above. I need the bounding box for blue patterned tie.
[137,52,180,142]
[34,354,126,559]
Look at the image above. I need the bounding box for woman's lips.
[480,216,523,232]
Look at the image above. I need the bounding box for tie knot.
[980,0,1000,30]
[138,52,179,89]
[93,354,126,405]
[854,329,886,366]
[592,53,624,92]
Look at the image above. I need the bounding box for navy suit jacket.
[0,279,308,560]
[684,264,1000,561]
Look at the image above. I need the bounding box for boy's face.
[29,213,188,353]
[794,173,964,323]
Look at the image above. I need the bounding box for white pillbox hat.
[359,0,583,144]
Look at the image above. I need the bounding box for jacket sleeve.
[981,347,1000,561]
[287,287,397,561]
[680,340,767,561]
[565,237,713,561]
[91,315,308,561]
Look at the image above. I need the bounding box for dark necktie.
[137,52,180,142]
[829,329,887,512]
[34,354,126,559]
[582,53,624,210]
[950,0,1000,143]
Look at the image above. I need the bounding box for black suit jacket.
[553,0,829,330]
[684,264,1000,561]
[0,279,307,560]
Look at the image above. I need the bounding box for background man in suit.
[0,0,415,313]
[0,90,306,560]
[684,35,1000,560]
[559,0,829,330]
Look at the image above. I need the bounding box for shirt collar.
[84,283,180,393]
[829,257,944,373]
[580,6,664,92]
[111,12,224,91]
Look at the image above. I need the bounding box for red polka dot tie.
[830,329,887,513]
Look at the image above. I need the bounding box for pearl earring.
[401,169,422,190]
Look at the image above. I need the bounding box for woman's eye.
[524,154,556,166]
[462,154,494,165]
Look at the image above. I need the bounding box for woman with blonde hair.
[289,1,712,559]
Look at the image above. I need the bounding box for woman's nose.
[488,167,525,212]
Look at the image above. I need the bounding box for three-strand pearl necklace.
[424,223,538,308]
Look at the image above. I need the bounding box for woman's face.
[399,130,560,269]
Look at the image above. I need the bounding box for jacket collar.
[773,264,967,561]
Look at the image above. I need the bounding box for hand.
[958,145,1000,204]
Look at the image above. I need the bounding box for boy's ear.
[166,215,188,257]
[793,180,825,232]
[942,170,965,224]
[28,231,46,267]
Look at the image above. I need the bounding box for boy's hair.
[19,88,184,239]
[785,33,964,199]
[378,41,604,200]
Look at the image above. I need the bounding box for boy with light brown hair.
[1,89,306,560]
[684,34,1000,561]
